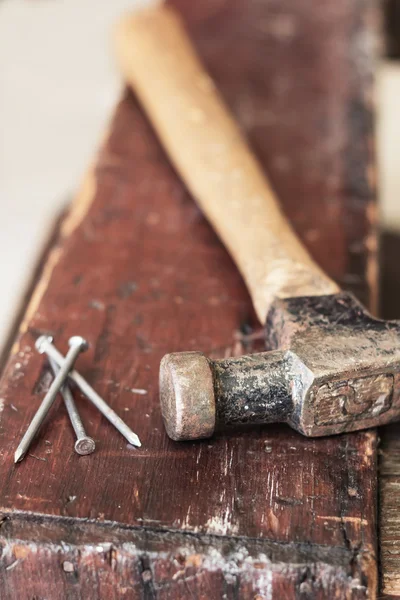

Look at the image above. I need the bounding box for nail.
[36,336,141,448]
[14,336,88,463]
[48,358,95,455]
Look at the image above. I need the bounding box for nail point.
[128,434,141,448]
[14,448,24,463]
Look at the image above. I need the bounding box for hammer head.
[160,293,400,439]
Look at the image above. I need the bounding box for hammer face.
[160,351,216,440]
[268,293,400,436]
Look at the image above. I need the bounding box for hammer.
[115,6,400,440]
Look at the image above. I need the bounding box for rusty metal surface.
[160,293,400,439]
[160,351,215,440]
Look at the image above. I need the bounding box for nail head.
[68,336,89,352]
[74,437,96,455]
[35,335,54,354]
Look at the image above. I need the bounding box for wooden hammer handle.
[114,6,339,323]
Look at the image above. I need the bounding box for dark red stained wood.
[0,0,379,598]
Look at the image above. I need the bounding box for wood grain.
[379,232,400,599]
[0,0,379,597]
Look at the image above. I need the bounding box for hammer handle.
[114,6,339,323]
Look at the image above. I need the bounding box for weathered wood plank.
[379,232,400,598]
[0,513,376,599]
[0,0,379,597]
[380,424,400,598]
[0,88,377,546]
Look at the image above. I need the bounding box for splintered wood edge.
[0,509,378,597]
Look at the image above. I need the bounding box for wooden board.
[0,0,379,597]
[379,232,400,599]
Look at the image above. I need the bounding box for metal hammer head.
[160,293,400,439]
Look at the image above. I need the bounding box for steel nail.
[36,336,141,448]
[14,336,88,463]
[48,357,95,455]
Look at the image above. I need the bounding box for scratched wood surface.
[0,0,379,598]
